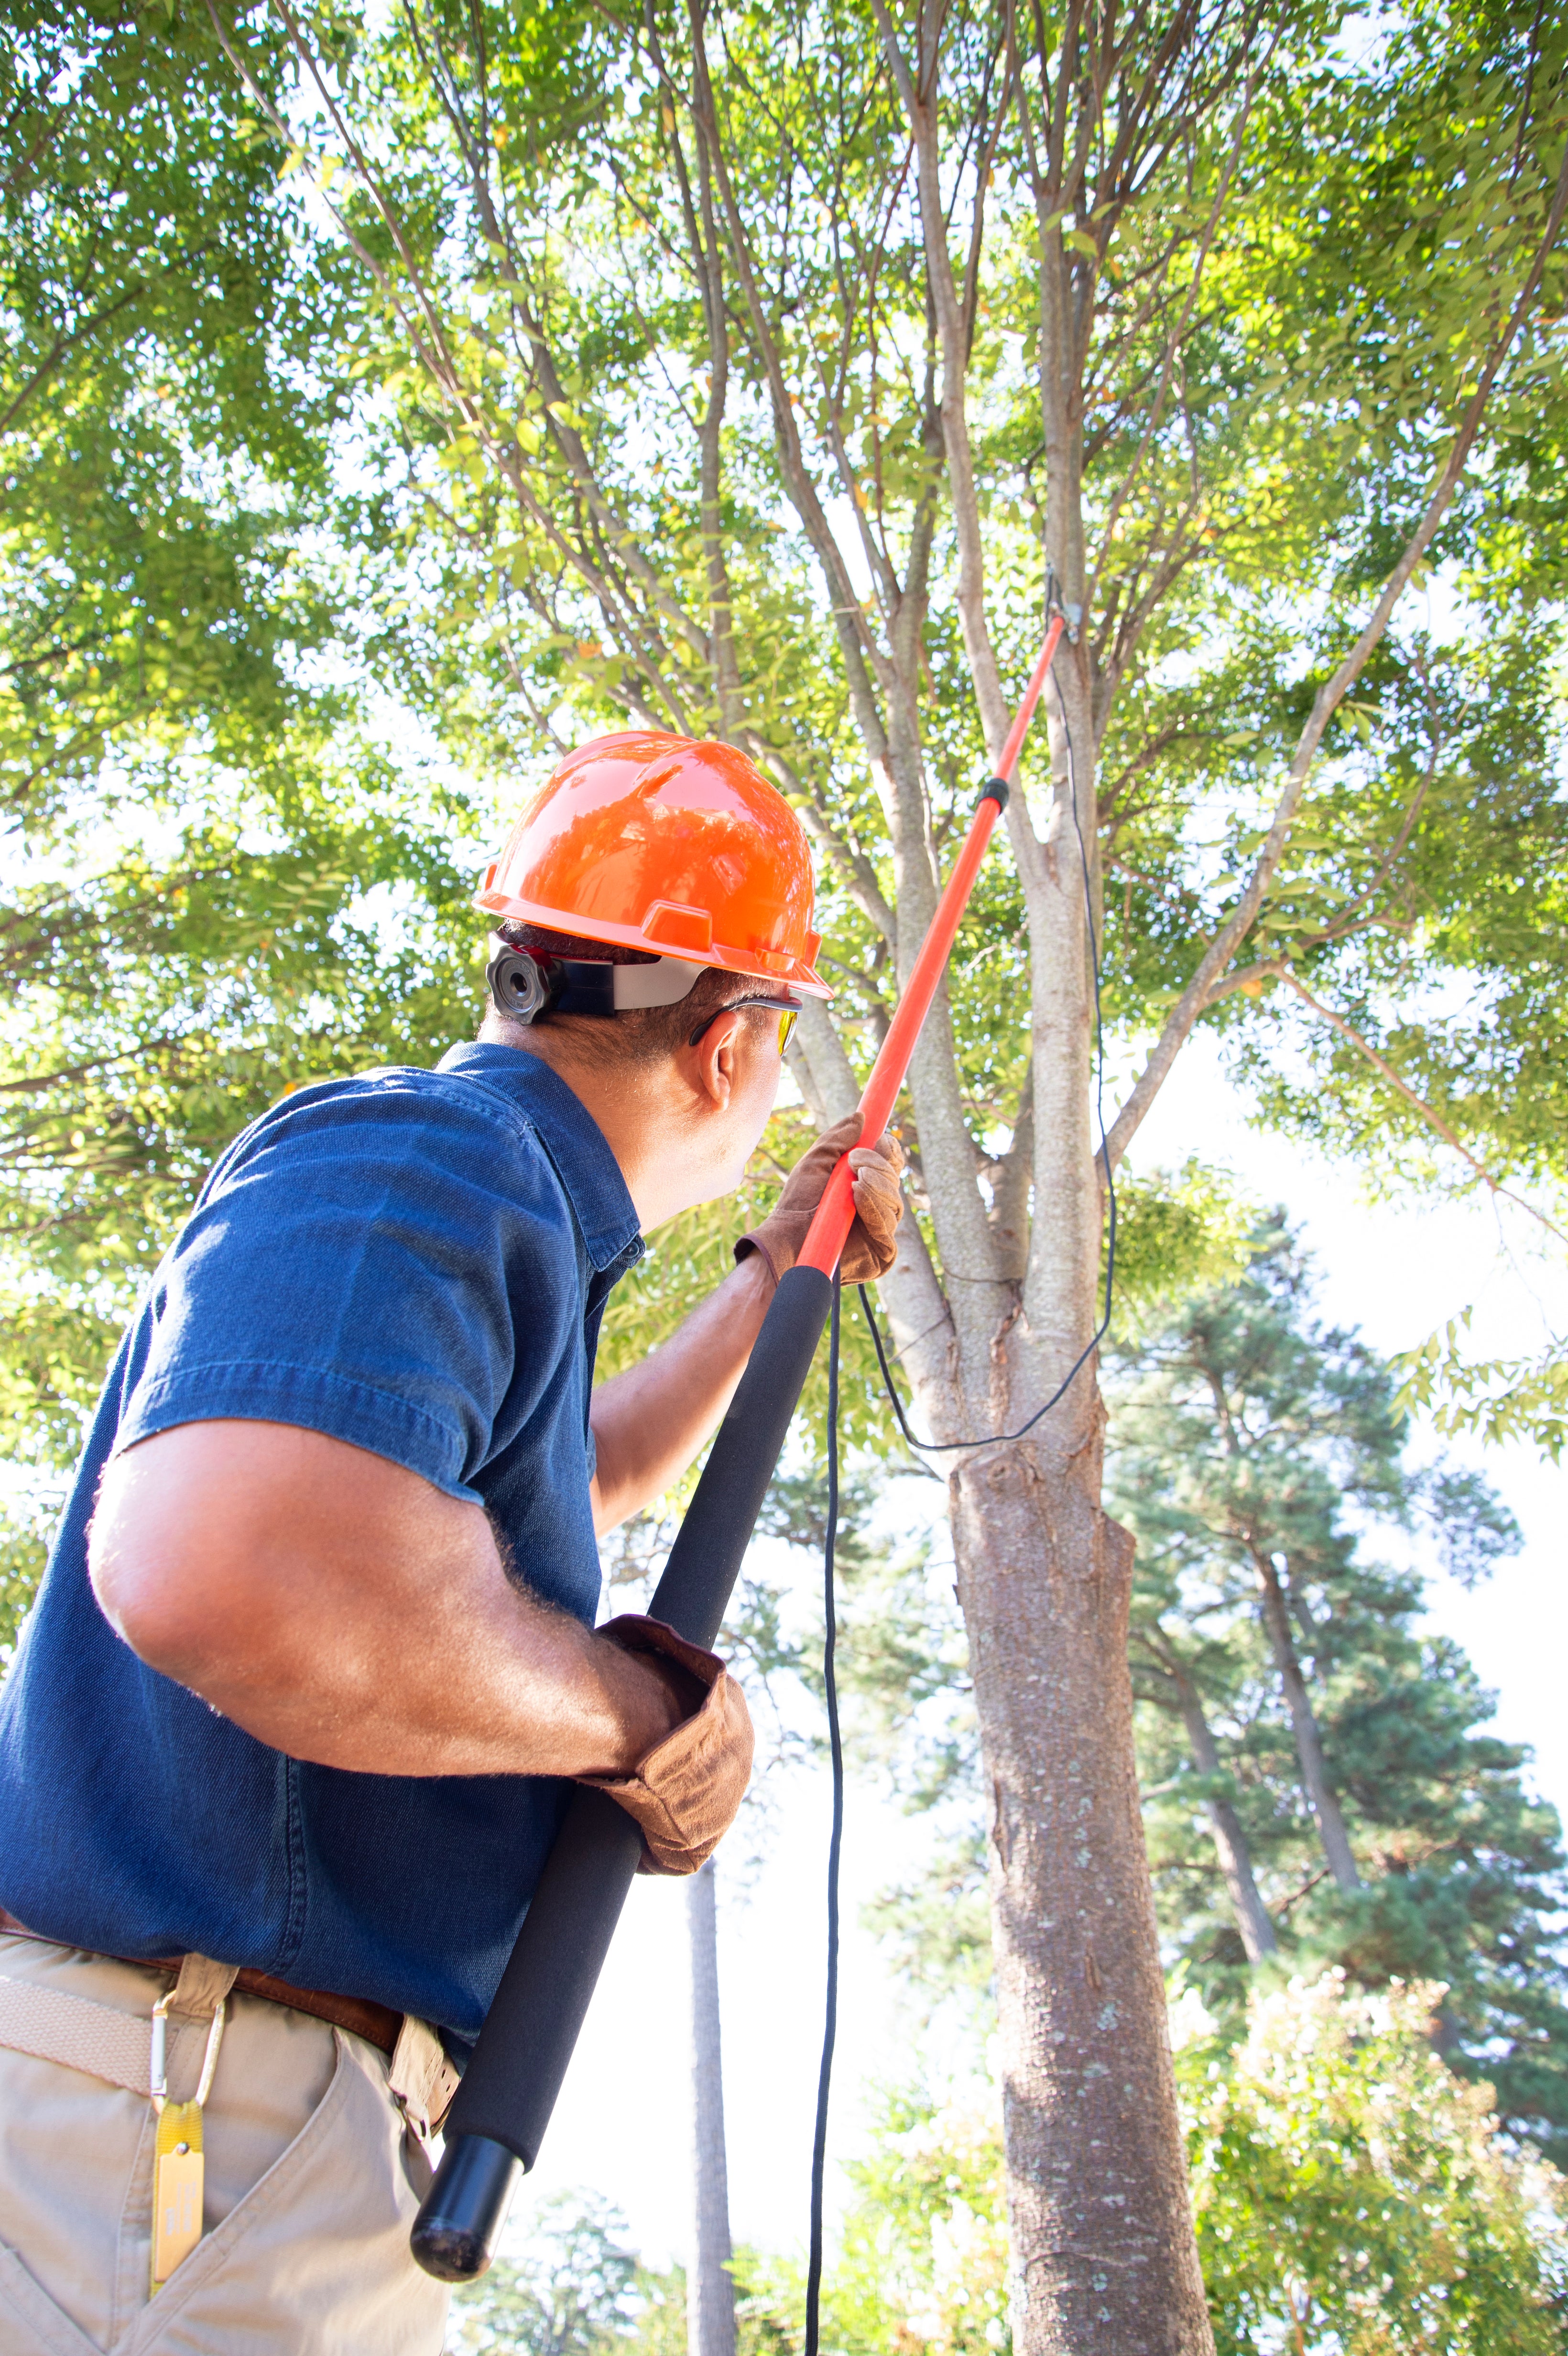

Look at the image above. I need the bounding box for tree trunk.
[1165,1656,1278,1964]
[686,1857,737,2356]
[1253,1555,1361,1894]
[952,1442,1213,2355]
[799,963,1211,2352]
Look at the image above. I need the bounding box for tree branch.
[684,1,899,725]
[1251,964,1566,1242]
[1103,130,1568,1172]
[747,740,897,944]
[1085,26,1274,617]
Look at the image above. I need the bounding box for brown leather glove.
[737,1113,905,1287]
[577,1614,755,1876]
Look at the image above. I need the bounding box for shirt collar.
[436,1041,644,1274]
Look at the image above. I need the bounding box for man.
[0,731,903,2352]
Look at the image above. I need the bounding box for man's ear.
[689,1009,746,1111]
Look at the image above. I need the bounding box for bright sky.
[493,1030,1568,2284]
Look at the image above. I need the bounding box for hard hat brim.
[475,885,834,1000]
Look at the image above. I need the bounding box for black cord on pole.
[858,656,1118,1454]
[805,1273,844,2356]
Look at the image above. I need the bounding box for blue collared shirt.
[0,1043,642,2044]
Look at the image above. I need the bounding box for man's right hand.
[577,1614,754,1874]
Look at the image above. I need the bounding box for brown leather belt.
[0,1909,402,2058]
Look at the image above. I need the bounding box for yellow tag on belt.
[151,2101,205,2290]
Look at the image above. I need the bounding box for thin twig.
[1086,27,1278,617]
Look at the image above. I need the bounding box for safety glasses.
[688,994,801,1055]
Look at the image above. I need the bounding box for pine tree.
[836,1222,1568,2157]
[1109,1223,1568,2156]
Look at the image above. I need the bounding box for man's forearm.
[588,1251,774,1531]
[89,1421,685,1778]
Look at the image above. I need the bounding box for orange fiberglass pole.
[796,611,1067,1277]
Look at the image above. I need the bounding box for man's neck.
[479,1022,687,1231]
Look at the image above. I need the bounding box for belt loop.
[168,1954,238,2021]
[388,2016,462,2138]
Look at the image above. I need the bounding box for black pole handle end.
[411,2133,521,2281]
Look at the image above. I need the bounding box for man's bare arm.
[587,1125,905,1533]
[588,1253,774,1533]
[89,1420,686,1777]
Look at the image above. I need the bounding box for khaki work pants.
[0,1936,451,2355]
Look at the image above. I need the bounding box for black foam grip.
[441,1787,643,2162]
[650,1265,834,1645]
[420,1265,834,2178]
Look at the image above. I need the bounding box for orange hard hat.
[476,731,831,998]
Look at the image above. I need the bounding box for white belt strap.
[0,1954,237,2101]
[0,1969,459,2131]
[0,1976,191,2098]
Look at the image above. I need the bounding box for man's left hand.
[737,1113,905,1287]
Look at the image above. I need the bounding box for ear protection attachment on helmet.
[486,947,554,1023]
[488,940,707,1024]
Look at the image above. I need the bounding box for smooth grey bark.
[1252,1552,1361,1895]
[1162,1650,1279,1964]
[686,1858,737,2356]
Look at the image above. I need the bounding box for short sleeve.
[114,1070,582,1501]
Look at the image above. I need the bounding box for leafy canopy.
[0,1,482,1641]
[1182,1973,1568,2354]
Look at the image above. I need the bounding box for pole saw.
[410,611,1070,2284]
